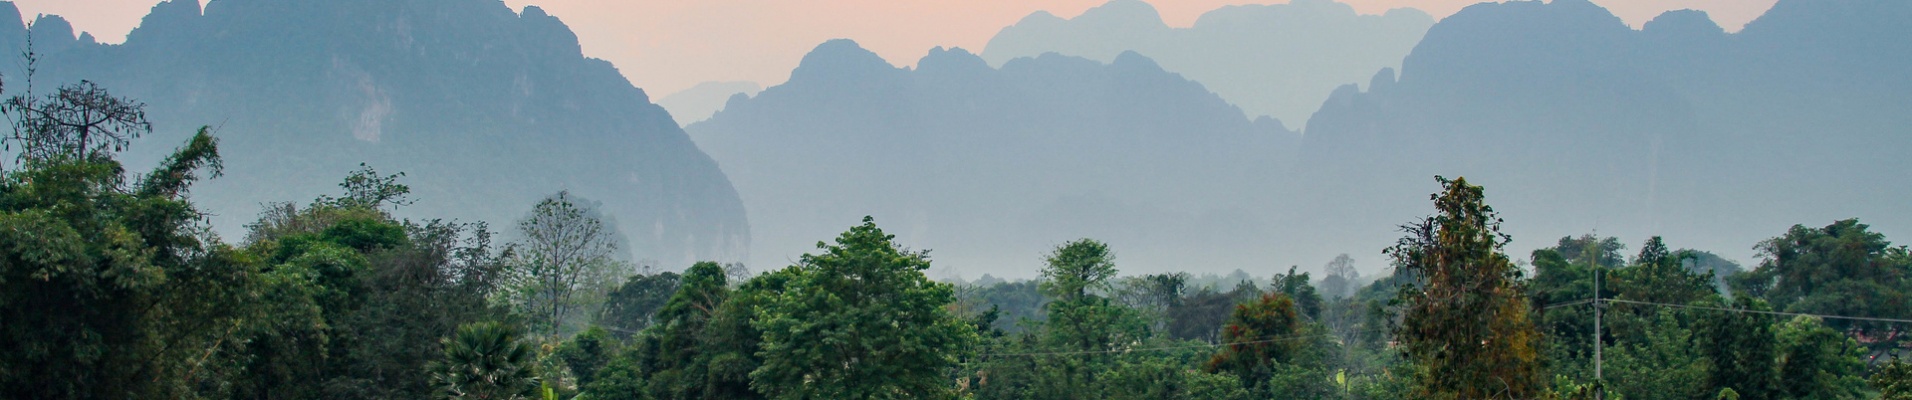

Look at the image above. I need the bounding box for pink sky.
[16,0,1776,97]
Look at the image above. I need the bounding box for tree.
[596,271,681,339]
[514,191,625,336]
[1270,266,1323,319]
[1612,237,1717,307]
[1387,176,1542,399]
[750,217,978,399]
[1205,292,1330,396]
[1039,239,1146,352]
[1321,254,1359,300]
[625,261,730,399]
[1743,219,1911,337]
[332,162,416,211]
[1774,316,1866,399]
[1024,239,1152,398]
[4,80,151,162]
[1872,358,1912,400]
[556,327,615,389]
[1553,234,1627,270]
[230,166,515,399]
[0,119,252,398]
[1697,297,1779,400]
[1603,309,1710,400]
[1115,273,1187,334]
[429,322,542,400]
[695,267,795,399]
[1041,239,1119,302]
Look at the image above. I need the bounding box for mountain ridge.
[0,0,750,267]
[692,40,1295,274]
[982,0,1433,125]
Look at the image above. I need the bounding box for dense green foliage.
[751,217,978,399]
[1875,358,1912,400]
[1388,176,1543,399]
[429,322,541,400]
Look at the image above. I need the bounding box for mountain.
[1291,0,1912,267]
[688,40,1296,274]
[659,81,762,126]
[982,0,1433,125]
[0,0,749,266]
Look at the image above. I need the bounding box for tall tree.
[514,191,624,336]
[4,80,151,162]
[750,217,978,399]
[1041,239,1119,302]
[1027,239,1151,398]
[1387,176,1542,399]
[1320,254,1359,300]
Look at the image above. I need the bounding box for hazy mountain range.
[688,40,1296,275]
[0,0,748,267]
[982,0,1433,125]
[658,81,762,125]
[1291,0,1912,267]
[693,0,1910,276]
[6,0,1904,278]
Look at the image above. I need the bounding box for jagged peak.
[916,46,992,76]
[1381,7,1434,21]
[1012,10,1065,27]
[1110,50,1164,72]
[1644,9,1725,37]
[1074,0,1168,29]
[519,5,584,58]
[0,2,23,39]
[1368,67,1396,92]
[788,39,902,84]
[1416,0,1632,55]
[126,0,202,44]
[27,14,76,45]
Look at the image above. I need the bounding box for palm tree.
[429,322,542,400]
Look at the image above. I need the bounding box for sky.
[16,0,1777,98]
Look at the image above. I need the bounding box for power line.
[1542,298,1595,310]
[1601,298,1912,325]
[1544,297,1912,324]
[977,328,1390,358]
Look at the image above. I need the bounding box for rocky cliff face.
[0,0,749,267]
[1292,0,1912,264]
[982,0,1433,125]
[690,40,1295,272]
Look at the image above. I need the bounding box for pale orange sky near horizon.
[15,0,1776,97]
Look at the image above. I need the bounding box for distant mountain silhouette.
[1292,0,1912,266]
[690,40,1296,273]
[982,0,1432,125]
[659,81,762,125]
[0,0,748,266]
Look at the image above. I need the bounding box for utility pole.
[1594,264,1604,400]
